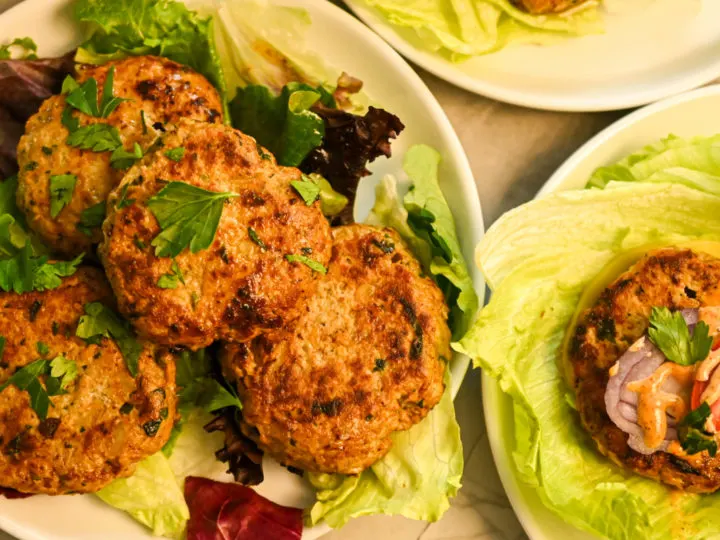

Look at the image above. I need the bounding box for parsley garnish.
[157,260,185,289]
[77,202,106,236]
[679,402,718,456]
[164,147,185,162]
[648,307,713,366]
[290,175,321,206]
[140,110,148,135]
[176,349,242,415]
[146,181,238,258]
[76,302,141,377]
[66,123,122,152]
[248,227,266,250]
[116,183,136,210]
[36,341,49,356]
[0,244,83,294]
[49,356,78,390]
[285,253,327,274]
[110,143,143,170]
[0,336,5,359]
[0,357,75,420]
[62,66,128,119]
[0,37,37,60]
[49,174,76,218]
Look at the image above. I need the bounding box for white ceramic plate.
[344,0,720,112]
[483,84,720,540]
[0,0,485,539]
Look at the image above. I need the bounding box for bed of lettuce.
[355,0,603,61]
[456,133,720,540]
[0,0,478,538]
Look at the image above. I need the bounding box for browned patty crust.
[0,267,176,495]
[569,248,720,492]
[220,224,450,475]
[16,55,222,256]
[99,119,332,350]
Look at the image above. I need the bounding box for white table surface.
[0,0,627,539]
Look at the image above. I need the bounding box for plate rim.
[0,0,485,538]
[343,0,720,112]
[482,82,720,540]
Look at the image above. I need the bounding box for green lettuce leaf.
[73,0,227,112]
[97,452,189,539]
[587,134,720,194]
[455,182,720,540]
[368,145,478,338]
[229,82,332,167]
[307,368,462,528]
[357,0,602,61]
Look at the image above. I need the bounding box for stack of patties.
[2,51,452,496]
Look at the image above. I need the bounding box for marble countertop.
[0,0,625,538]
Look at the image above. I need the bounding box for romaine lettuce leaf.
[455,182,720,539]
[73,0,227,109]
[587,134,720,194]
[307,368,462,528]
[368,145,478,338]
[96,452,189,540]
[357,0,602,61]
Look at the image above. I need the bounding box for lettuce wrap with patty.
[456,179,720,539]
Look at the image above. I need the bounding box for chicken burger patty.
[99,120,332,349]
[0,267,176,495]
[569,248,720,492]
[220,224,451,475]
[16,55,222,256]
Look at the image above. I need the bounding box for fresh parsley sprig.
[76,302,141,377]
[647,307,713,366]
[290,174,321,206]
[0,243,83,294]
[157,260,185,289]
[146,181,238,258]
[77,202,106,236]
[62,66,128,119]
[679,402,718,456]
[49,174,77,218]
[0,355,79,420]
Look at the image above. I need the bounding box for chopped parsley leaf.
[76,302,141,377]
[116,183,136,209]
[49,174,76,218]
[77,202,106,236]
[147,181,238,258]
[66,123,122,153]
[36,341,49,356]
[110,143,143,170]
[157,260,185,289]
[0,37,37,60]
[164,147,185,162]
[49,356,78,390]
[248,227,266,250]
[290,175,321,206]
[285,253,327,274]
[0,244,83,294]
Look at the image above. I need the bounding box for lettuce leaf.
[587,134,720,195]
[307,368,462,528]
[455,182,720,540]
[368,145,477,338]
[357,0,602,61]
[96,452,189,539]
[73,0,227,110]
[230,82,331,167]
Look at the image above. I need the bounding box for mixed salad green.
[0,0,478,537]
[457,133,720,540]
